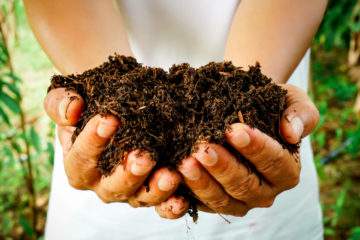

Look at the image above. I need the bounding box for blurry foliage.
[312,0,360,239]
[0,0,53,239]
[315,0,359,50]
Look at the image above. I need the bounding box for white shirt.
[45,1,323,239]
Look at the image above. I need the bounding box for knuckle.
[65,170,89,190]
[279,170,300,191]
[76,137,104,158]
[67,177,86,190]
[310,105,320,128]
[68,149,97,170]
[99,197,112,204]
[134,196,160,206]
[113,192,131,201]
[257,149,284,176]
[126,187,164,206]
[288,165,301,186]
[101,182,132,200]
[96,189,115,204]
[244,131,267,157]
[127,198,138,208]
[43,91,56,115]
[97,193,112,204]
[147,197,163,206]
[233,207,249,217]
[128,198,148,208]
[207,195,230,210]
[102,185,132,202]
[148,191,171,205]
[288,173,300,188]
[303,102,320,131]
[228,174,257,201]
[257,197,275,208]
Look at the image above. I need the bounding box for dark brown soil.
[48,54,299,219]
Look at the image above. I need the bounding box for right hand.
[44,88,189,219]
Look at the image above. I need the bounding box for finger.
[179,157,249,216]
[279,84,320,144]
[155,196,189,219]
[44,88,84,126]
[64,115,119,190]
[225,123,300,192]
[97,150,156,203]
[128,168,181,207]
[197,203,215,213]
[57,126,76,157]
[193,143,274,207]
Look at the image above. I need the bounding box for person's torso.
[116,0,239,69]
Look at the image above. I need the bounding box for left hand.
[155,84,319,218]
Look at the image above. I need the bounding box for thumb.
[279,84,320,144]
[44,88,84,126]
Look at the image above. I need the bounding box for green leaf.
[47,141,54,166]
[11,141,22,153]
[349,226,360,240]
[3,146,15,168]
[314,155,325,179]
[3,81,21,100]
[0,91,20,114]
[324,227,335,236]
[335,128,343,141]
[1,213,13,235]
[29,126,41,152]
[19,215,34,237]
[314,0,358,50]
[314,132,326,148]
[331,182,349,227]
[0,106,10,125]
[5,71,22,83]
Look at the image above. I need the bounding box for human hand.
[44,88,189,218]
[156,84,319,217]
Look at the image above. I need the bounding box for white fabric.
[45,0,323,239]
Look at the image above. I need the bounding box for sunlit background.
[0,1,359,239]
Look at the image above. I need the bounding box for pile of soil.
[48,54,299,219]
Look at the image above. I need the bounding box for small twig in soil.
[238,111,244,123]
[218,213,231,224]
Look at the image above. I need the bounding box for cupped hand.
[156,84,319,217]
[45,88,189,219]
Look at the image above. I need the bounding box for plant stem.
[0,10,38,236]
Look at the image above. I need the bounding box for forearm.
[225,0,327,83]
[24,0,132,75]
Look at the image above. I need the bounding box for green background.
[0,1,359,239]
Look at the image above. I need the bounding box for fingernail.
[196,146,218,166]
[158,175,175,191]
[290,117,304,140]
[97,118,118,138]
[59,98,70,121]
[180,165,201,181]
[230,124,250,148]
[59,96,80,121]
[130,159,153,176]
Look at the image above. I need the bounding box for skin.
[25,0,326,219]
